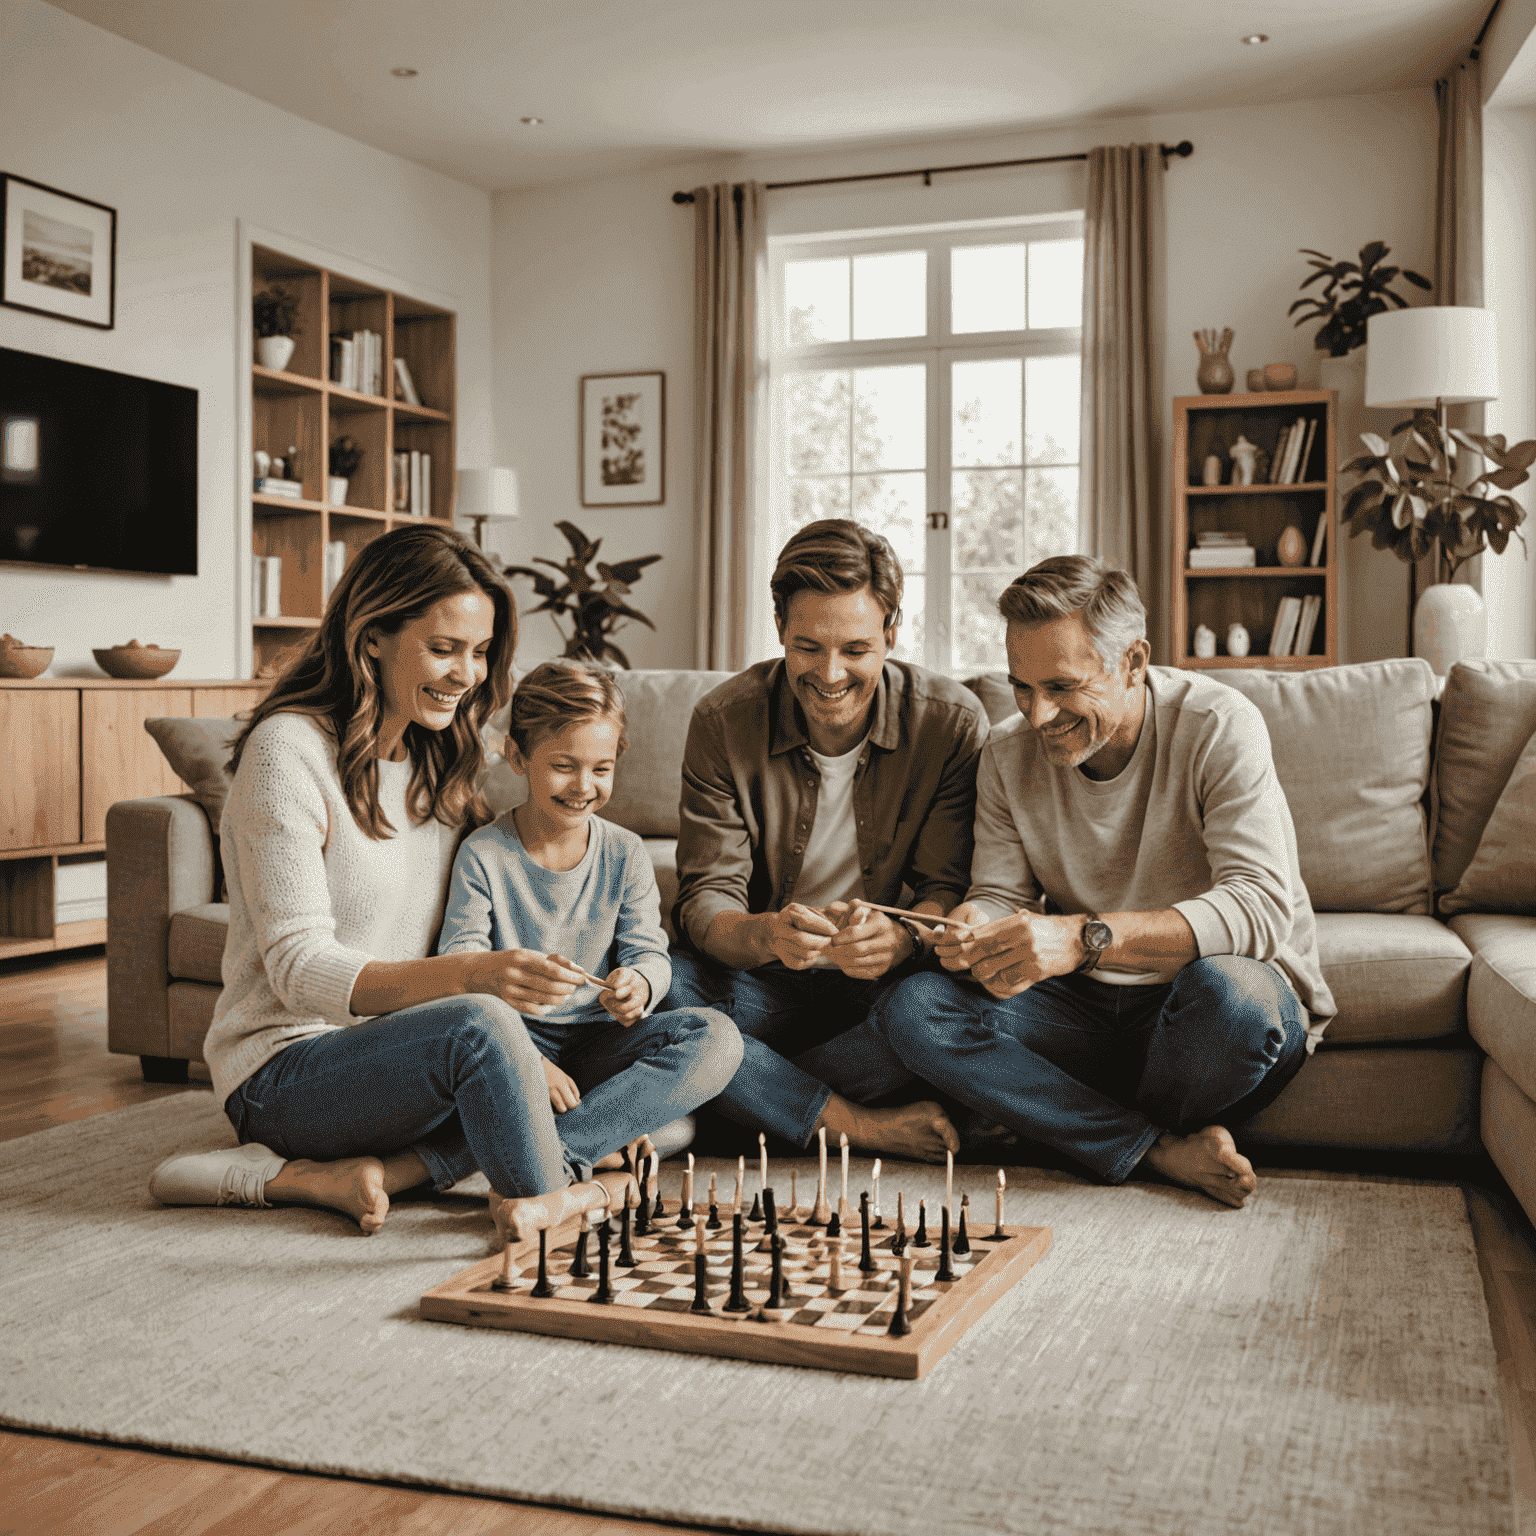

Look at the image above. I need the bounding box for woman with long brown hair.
[150,524,672,1235]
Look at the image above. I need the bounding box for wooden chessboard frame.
[421,1218,1052,1380]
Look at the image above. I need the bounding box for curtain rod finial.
[1162,140,1193,159]
[672,190,696,204]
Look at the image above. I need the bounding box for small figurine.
[254,450,271,481]
[1202,454,1222,487]
[1229,435,1260,486]
[1193,624,1216,658]
[1227,623,1251,658]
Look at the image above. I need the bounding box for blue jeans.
[663,950,918,1147]
[224,994,742,1197]
[871,955,1309,1183]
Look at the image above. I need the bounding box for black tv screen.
[0,346,198,575]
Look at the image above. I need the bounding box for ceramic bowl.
[1264,363,1299,391]
[0,637,53,678]
[93,642,180,680]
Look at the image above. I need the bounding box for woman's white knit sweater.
[204,712,459,1108]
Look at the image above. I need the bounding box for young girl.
[436,661,741,1231]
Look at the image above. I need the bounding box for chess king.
[660,518,989,1162]
[867,555,1336,1208]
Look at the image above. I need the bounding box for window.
[761,217,1084,673]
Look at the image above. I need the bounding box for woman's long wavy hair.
[229,523,517,838]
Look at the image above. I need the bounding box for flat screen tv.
[0,346,198,575]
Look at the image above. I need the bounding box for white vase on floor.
[1413,582,1486,677]
[256,335,296,371]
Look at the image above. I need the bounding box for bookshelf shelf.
[1171,390,1338,669]
[249,243,457,675]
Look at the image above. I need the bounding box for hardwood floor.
[3,950,1534,1535]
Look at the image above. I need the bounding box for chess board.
[422,1208,1052,1380]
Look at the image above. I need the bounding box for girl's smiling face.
[508,713,624,831]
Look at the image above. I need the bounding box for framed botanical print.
[580,370,665,507]
[1,174,117,330]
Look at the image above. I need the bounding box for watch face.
[1083,919,1113,951]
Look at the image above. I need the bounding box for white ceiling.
[51,0,1489,193]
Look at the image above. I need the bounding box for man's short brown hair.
[998,555,1146,672]
[771,518,904,632]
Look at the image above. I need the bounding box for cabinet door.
[0,690,79,850]
[81,689,194,843]
[192,685,265,722]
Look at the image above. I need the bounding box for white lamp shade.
[1364,306,1499,408]
[456,466,519,523]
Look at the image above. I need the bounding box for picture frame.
[1,173,117,330]
[580,371,665,507]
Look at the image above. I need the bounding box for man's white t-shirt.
[791,735,867,964]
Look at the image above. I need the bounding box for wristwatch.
[1076,913,1113,973]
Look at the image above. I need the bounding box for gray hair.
[997,555,1146,672]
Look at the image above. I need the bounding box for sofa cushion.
[959,672,1019,726]
[1312,912,1469,1044]
[1449,912,1536,1106]
[145,717,241,840]
[167,903,230,985]
[1440,721,1536,915]
[1433,659,1536,900]
[1207,660,1435,914]
[646,837,678,943]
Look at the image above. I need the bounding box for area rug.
[0,1096,1513,1536]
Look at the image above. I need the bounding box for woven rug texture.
[0,1094,1513,1536]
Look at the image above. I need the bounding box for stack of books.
[1269,594,1323,657]
[1268,416,1319,485]
[252,556,283,619]
[330,330,385,395]
[1189,531,1256,568]
[393,450,433,516]
[254,476,305,500]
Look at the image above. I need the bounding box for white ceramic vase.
[1413,582,1486,678]
[328,476,349,506]
[256,335,296,371]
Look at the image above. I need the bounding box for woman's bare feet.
[489,1168,638,1246]
[264,1149,427,1234]
[593,1134,655,1173]
[1140,1125,1256,1208]
[820,1096,961,1164]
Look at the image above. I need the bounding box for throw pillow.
[144,716,241,839]
[1440,725,1536,915]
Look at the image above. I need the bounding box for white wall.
[0,0,493,680]
[492,90,1438,667]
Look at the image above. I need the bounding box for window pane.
[951,243,1026,334]
[889,573,924,665]
[852,471,925,572]
[852,250,926,340]
[952,468,1023,572]
[951,573,1006,671]
[785,257,850,344]
[1024,466,1080,568]
[787,476,851,530]
[782,370,850,474]
[852,365,925,472]
[1025,354,1080,465]
[1027,239,1083,328]
[952,358,1022,468]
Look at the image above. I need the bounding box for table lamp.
[456,467,519,549]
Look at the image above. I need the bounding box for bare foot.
[594,1134,655,1172]
[829,1099,961,1163]
[1141,1125,1256,1208]
[489,1168,638,1246]
[266,1156,391,1234]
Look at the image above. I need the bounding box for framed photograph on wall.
[580,371,665,507]
[1,173,117,330]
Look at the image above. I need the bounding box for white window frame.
[761,214,1084,673]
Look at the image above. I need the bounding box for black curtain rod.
[671,140,1192,204]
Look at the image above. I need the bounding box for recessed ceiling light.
[391,66,418,77]
[1241,34,1269,44]
[520,116,544,126]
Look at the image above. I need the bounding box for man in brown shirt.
[664,519,988,1161]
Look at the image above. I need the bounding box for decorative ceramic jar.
[1276,526,1307,567]
[1193,624,1216,658]
[1202,454,1222,486]
[1246,369,1266,393]
[1413,583,1486,678]
[256,336,296,371]
[1263,363,1298,391]
[1226,623,1251,658]
[328,476,349,505]
[1195,327,1235,394]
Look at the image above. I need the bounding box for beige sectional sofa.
[105,658,1536,1230]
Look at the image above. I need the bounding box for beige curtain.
[692,181,765,670]
[1080,145,1169,663]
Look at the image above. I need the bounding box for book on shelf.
[1296,417,1319,483]
[322,539,347,601]
[1309,513,1328,566]
[1294,593,1322,656]
[252,555,283,619]
[254,477,305,499]
[1269,595,1302,657]
[394,356,421,407]
[1195,530,1247,545]
[410,450,421,516]
[329,330,383,394]
[423,454,431,516]
[1189,546,1255,567]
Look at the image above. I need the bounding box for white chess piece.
[1193,624,1216,658]
[1226,623,1251,658]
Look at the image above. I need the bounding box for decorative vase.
[1202,454,1222,487]
[1226,623,1250,658]
[328,476,349,505]
[1413,582,1487,678]
[1195,335,1235,394]
[1193,624,1216,658]
[257,336,296,371]
[1277,526,1306,567]
[1246,369,1266,393]
[1263,363,1298,391]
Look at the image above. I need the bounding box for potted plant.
[253,286,301,372]
[1290,242,1433,359]
[328,437,362,506]
[1341,411,1531,671]
[505,521,661,667]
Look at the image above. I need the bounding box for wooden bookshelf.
[1171,390,1338,669]
[250,244,457,675]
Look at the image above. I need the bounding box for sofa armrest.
[106,795,217,1061]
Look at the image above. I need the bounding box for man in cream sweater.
[872,555,1334,1208]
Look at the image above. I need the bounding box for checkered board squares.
[422,1215,1053,1380]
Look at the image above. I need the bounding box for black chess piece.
[888,1205,907,1254]
[620,1145,633,1172]
[826,1209,841,1238]
[953,1195,971,1255]
[569,1220,591,1278]
[859,1191,876,1273]
[723,1212,751,1313]
[749,1192,763,1223]
[766,1233,785,1310]
[912,1199,930,1248]
[590,1221,614,1303]
[617,1201,637,1268]
[530,1228,555,1297]
[634,1167,651,1237]
[690,1251,712,1314]
[706,1201,722,1231]
[652,1183,666,1221]
[936,1205,955,1283]
[762,1188,778,1236]
[887,1265,912,1337]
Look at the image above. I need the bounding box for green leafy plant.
[1289,242,1431,357]
[328,436,362,477]
[253,285,301,339]
[505,521,661,668]
[1341,413,1531,580]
